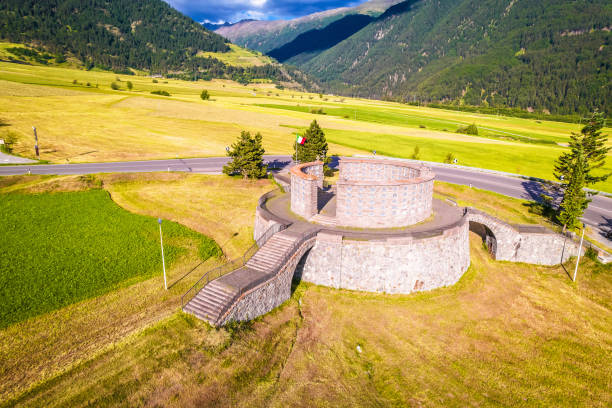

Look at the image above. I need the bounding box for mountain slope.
[268,14,375,62]
[0,0,313,86]
[299,0,611,115]
[217,0,402,54]
[0,0,229,72]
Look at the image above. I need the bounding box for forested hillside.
[296,0,611,115]
[0,0,302,84]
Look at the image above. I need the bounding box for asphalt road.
[1,155,610,248]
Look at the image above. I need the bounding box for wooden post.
[32,126,39,158]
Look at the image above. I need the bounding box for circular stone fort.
[263,158,470,294]
[184,157,583,327]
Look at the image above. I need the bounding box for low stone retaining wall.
[467,209,581,265]
[254,190,287,241]
[300,218,470,293]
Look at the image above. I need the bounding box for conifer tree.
[554,111,610,187]
[557,148,588,230]
[293,120,328,164]
[223,131,267,179]
[553,111,609,230]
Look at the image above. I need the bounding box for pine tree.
[553,111,610,230]
[293,120,328,164]
[223,131,267,179]
[554,111,610,187]
[557,148,588,230]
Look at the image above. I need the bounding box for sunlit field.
[0,52,610,191]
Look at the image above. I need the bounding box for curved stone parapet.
[290,161,323,219]
[254,189,289,241]
[336,158,435,228]
[300,217,470,294]
[466,208,582,265]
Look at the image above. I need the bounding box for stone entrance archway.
[469,221,498,258]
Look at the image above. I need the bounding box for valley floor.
[0,58,610,192]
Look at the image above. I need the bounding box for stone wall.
[290,162,322,219]
[253,207,284,242]
[300,220,470,294]
[217,237,316,325]
[467,209,581,265]
[335,159,435,229]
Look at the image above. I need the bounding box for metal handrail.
[180,222,287,308]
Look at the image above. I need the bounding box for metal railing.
[180,222,287,309]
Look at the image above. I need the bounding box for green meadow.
[0,188,220,328]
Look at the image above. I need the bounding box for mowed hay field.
[5,235,611,408]
[0,54,610,191]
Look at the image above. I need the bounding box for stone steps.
[246,233,297,273]
[183,280,238,324]
[310,214,338,227]
[183,227,314,326]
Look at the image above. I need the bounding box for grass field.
[0,173,276,401]
[4,235,611,407]
[0,173,610,405]
[0,47,610,191]
[0,184,220,328]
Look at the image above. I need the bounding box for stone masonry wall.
[514,231,580,265]
[336,181,433,228]
[335,159,435,228]
[303,163,324,188]
[301,220,470,294]
[253,207,283,242]
[290,162,322,219]
[467,209,581,265]
[217,238,316,325]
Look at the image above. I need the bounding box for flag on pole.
[296,134,306,145]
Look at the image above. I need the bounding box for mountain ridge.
[259,0,611,115]
[216,0,403,53]
[0,0,312,86]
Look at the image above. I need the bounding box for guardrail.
[180,222,287,309]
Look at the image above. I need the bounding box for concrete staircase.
[183,279,239,324]
[310,214,338,227]
[183,226,320,326]
[246,233,298,273]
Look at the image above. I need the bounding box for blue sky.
[165,0,364,24]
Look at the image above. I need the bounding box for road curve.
[1,155,610,248]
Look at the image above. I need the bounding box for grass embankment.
[0,55,610,191]
[0,179,220,329]
[434,181,555,226]
[6,235,611,407]
[0,173,275,401]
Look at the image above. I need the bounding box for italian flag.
[296,135,306,145]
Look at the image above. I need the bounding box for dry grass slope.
[6,236,611,407]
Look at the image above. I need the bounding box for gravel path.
[0,151,36,164]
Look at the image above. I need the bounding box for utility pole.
[158,218,167,290]
[32,126,39,159]
[573,223,585,282]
